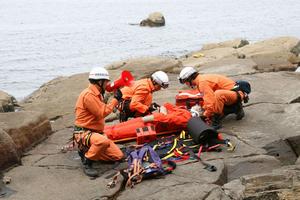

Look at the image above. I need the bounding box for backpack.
[175,90,203,109]
[107,145,175,188]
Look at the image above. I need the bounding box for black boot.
[223,102,245,120]
[78,150,85,163]
[235,101,245,120]
[211,114,222,130]
[83,157,98,177]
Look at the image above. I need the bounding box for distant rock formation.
[140,12,165,27]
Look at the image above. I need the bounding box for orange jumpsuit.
[74,84,123,161]
[194,74,244,118]
[121,78,155,115]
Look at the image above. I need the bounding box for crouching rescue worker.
[74,67,124,177]
[178,66,251,129]
[119,71,169,122]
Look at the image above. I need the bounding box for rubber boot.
[235,101,245,120]
[83,157,98,177]
[211,114,222,130]
[78,150,85,163]
[223,102,245,120]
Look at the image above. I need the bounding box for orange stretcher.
[104,103,192,143]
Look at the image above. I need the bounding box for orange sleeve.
[197,81,216,118]
[130,87,150,114]
[84,94,118,119]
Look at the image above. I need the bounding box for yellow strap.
[179,130,186,139]
[167,138,177,154]
[85,131,92,146]
[162,152,175,160]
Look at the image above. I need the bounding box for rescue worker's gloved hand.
[148,102,160,113]
[114,89,123,101]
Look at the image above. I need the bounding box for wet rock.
[0,129,20,170]
[0,111,52,154]
[140,12,165,27]
[0,90,17,112]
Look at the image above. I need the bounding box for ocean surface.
[0,0,300,100]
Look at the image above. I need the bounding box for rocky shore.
[1,36,300,200]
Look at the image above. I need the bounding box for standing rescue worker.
[178,66,250,129]
[119,71,169,122]
[74,67,124,177]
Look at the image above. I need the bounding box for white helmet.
[89,67,110,80]
[151,71,169,89]
[178,66,197,84]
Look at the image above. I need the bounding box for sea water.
[0,0,299,99]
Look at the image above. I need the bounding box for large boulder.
[180,36,299,73]
[238,37,299,72]
[0,111,52,154]
[238,36,299,56]
[0,129,20,170]
[140,12,165,27]
[0,90,17,112]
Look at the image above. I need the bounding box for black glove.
[148,102,160,113]
[114,89,123,101]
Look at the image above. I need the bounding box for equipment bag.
[175,90,203,109]
[107,145,176,188]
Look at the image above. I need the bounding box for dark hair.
[89,79,100,84]
[190,72,199,81]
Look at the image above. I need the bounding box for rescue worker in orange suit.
[74,67,124,177]
[119,71,169,122]
[178,66,251,129]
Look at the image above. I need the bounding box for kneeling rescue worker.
[74,67,124,177]
[118,70,169,122]
[178,66,251,129]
